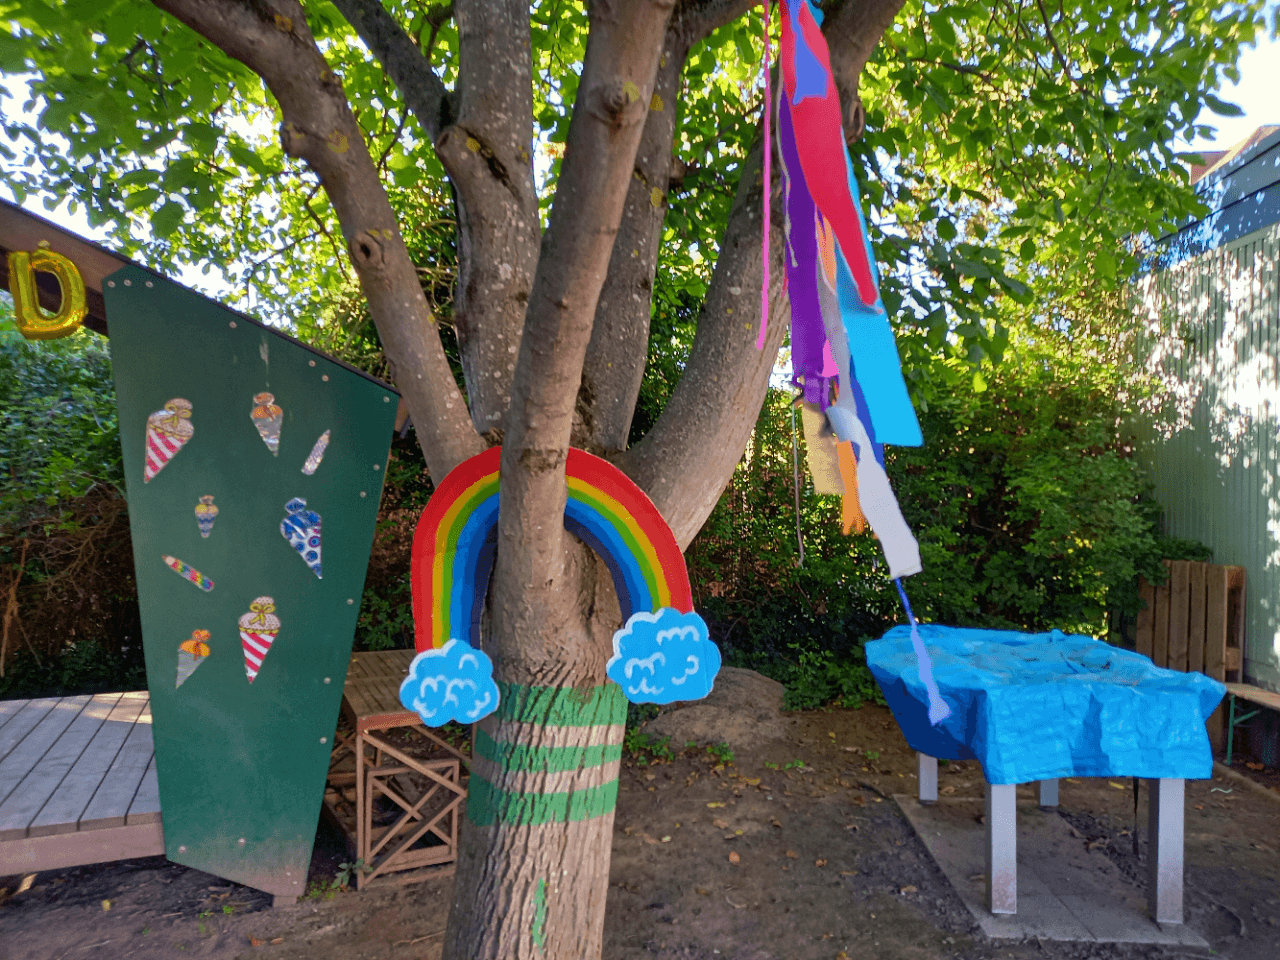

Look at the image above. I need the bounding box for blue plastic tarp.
[865,625,1226,784]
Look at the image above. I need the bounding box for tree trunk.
[444,681,627,958]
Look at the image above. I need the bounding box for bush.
[1,299,140,692]
[687,339,1198,707]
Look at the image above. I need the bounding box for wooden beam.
[1188,562,1207,675]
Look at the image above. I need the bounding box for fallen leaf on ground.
[712,818,730,829]
[940,785,956,795]
[1108,781,1126,790]
[770,817,782,828]
[102,900,111,911]
[728,852,740,864]
[707,802,725,808]
[837,952,850,959]
[742,777,761,786]
[1087,840,1107,851]
[1245,762,1264,770]
[696,888,710,896]
[786,850,799,859]
[900,885,917,894]
[840,871,857,877]
[1194,804,1205,810]
[816,859,828,867]
[661,836,671,843]
[968,873,984,882]
[250,937,265,947]
[271,939,284,945]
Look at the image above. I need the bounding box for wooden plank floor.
[0,693,164,875]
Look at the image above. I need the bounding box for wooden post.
[1205,566,1229,752]
[1187,562,1207,675]
[1153,563,1172,670]
[1136,579,1155,660]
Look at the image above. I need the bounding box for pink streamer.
[756,1,772,351]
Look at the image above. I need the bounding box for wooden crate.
[1136,561,1245,751]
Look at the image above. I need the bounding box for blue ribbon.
[893,578,951,725]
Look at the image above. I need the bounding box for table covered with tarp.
[866,625,1226,785]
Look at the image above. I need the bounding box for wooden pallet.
[0,693,164,875]
[1136,561,1245,751]
[323,650,468,889]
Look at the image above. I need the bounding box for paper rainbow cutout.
[410,446,695,653]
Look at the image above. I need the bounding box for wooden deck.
[0,693,164,875]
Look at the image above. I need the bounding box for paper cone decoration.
[194,495,219,538]
[162,555,214,591]
[239,597,281,683]
[280,498,322,579]
[250,392,283,456]
[301,430,330,475]
[143,398,194,482]
[176,629,212,688]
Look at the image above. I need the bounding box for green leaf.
[149,200,185,238]
[1203,94,1245,118]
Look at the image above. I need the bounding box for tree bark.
[333,0,540,436]
[150,0,483,480]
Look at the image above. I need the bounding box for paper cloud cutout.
[399,638,500,725]
[606,608,721,704]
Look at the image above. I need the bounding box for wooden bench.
[323,649,468,889]
[1136,561,1245,750]
[1225,683,1280,766]
[0,693,164,875]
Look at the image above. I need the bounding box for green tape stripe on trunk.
[470,683,625,826]
[495,682,627,727]
[474,729,623,773]
[467,774,620,826]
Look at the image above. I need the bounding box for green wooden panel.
[105,266,397,897]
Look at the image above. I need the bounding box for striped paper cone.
[240,629,278,683]
[175,650,207,688]
[142,399,194,482]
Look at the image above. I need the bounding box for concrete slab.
[894,795,1208,947]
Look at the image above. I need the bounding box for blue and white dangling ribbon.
[894,578,951,725]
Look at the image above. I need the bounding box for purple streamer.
[777,93,827,401]
[894,578,951,725]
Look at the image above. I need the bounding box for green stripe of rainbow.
[410,446,693,651]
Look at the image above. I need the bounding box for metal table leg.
[1039,778,1058,808]
[918,753,938,804]
[1147,777,1185,924]
[985,781,1017,914]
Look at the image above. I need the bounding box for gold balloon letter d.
[7,249,88,340]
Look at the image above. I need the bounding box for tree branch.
[333,0,539,432]
[492,0,677,677]
[615,129,788,549]
[576,0,757,453]
[329,0,453,141]
[150,0,483,478]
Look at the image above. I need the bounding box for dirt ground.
[2,702,1278,960]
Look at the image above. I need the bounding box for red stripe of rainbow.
[410,447,693,651]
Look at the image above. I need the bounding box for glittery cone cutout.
[176,629,211,688]
[250,392,283,456]
[143,398,193,482]
[280,498,322,579]
[239,597,281,683]
[194,495,218,538]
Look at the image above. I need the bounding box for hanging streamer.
[756,0,773,350]
[894,579,951,725]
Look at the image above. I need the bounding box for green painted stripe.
[474,729,623,773]
[467,774,620,827]
[532,876,546,951]
[495,682,627,728]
